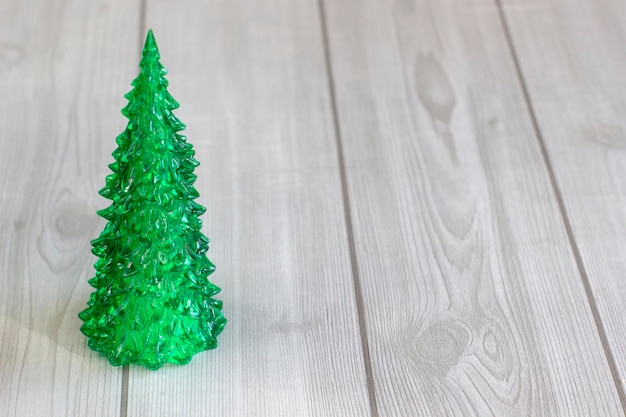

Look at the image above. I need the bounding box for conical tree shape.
[79,30,226,370]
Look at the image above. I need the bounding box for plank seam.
[316,1,380,416]
[120,365,129,417]
[494,0,626,412]
[138,0,146,51]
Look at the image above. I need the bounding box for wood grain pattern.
[323,0,625,415]
[4,0,626,414]
[0,0,141,416]
[124,1,372,416]
[501,0,626,399]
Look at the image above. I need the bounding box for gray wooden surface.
[2,0,626,416]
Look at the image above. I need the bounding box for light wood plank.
[501,0,626,399]
[323,0,624,415]
[124,1,372,416]
[0,0,141,416]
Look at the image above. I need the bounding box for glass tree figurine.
[79,30,226,370]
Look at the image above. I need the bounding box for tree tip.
[142,29,159,58]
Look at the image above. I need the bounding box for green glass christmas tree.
[79,30,226,370]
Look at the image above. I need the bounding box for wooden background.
[3,0,626,415]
